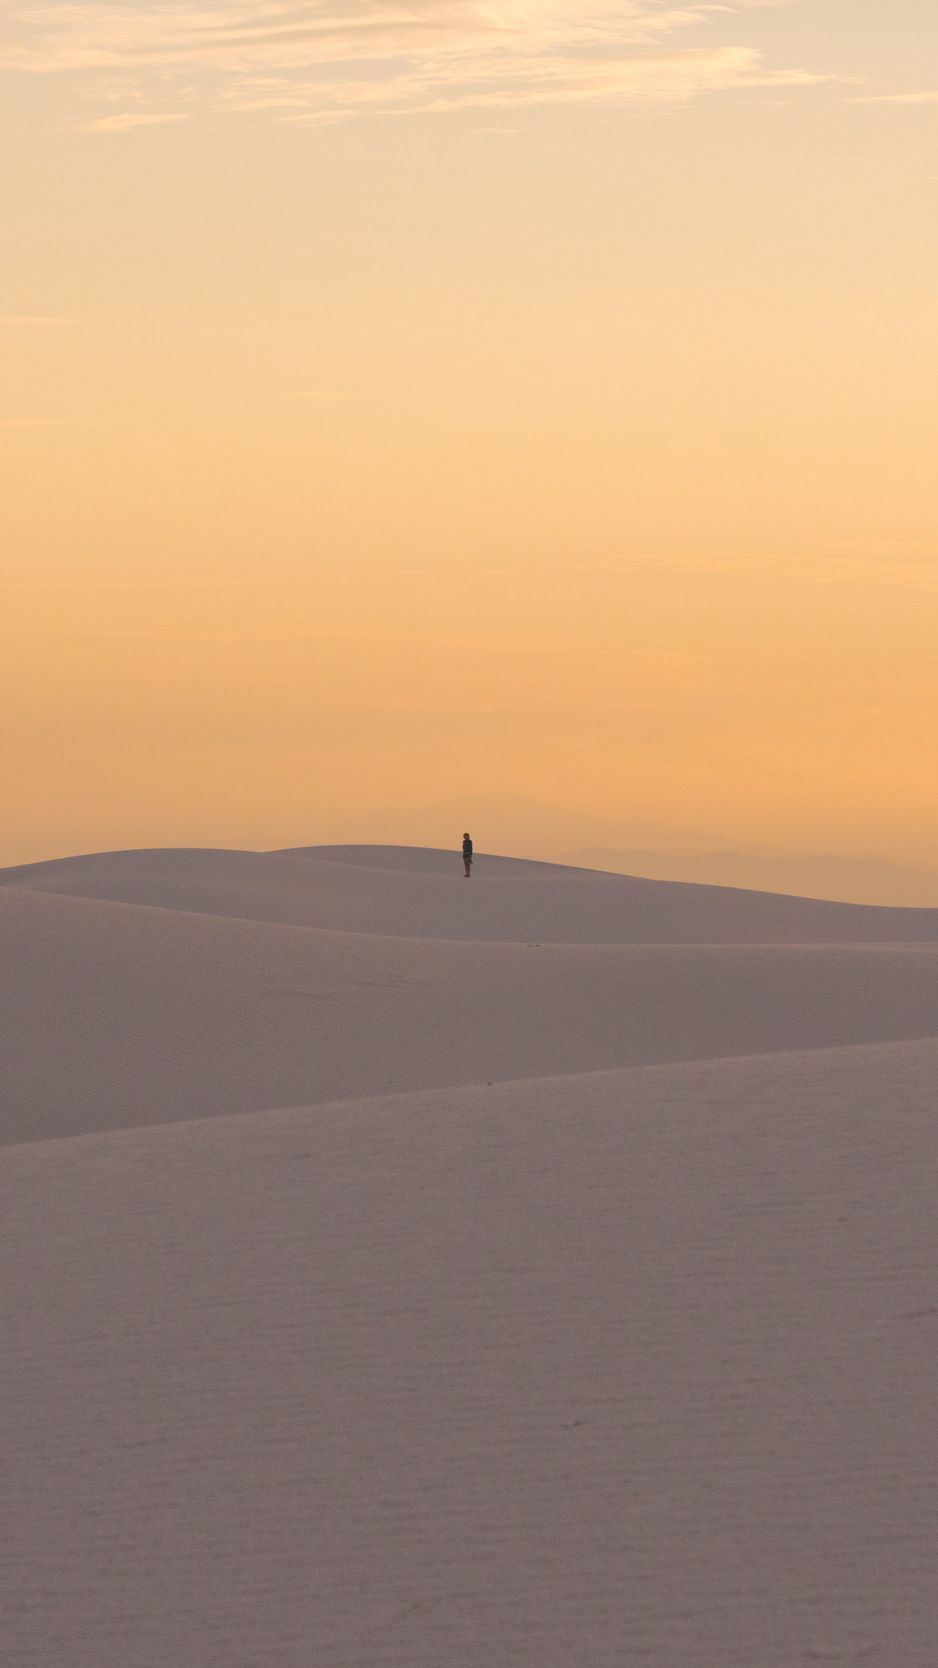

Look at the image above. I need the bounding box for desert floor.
[3,845,937,1665]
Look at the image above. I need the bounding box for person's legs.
[463,857,471,877]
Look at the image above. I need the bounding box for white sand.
[2,844,938,1664]
[4,850,938,1144]
[7,841,938,941]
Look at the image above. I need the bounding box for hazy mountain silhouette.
[403,795,938,907]
[566,848,938,909]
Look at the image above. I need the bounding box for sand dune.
[3,1040,938,1666]
[4,877,938,1144]
[4,844,938,1664]
[5,841,938,942]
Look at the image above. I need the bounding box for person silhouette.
[462,832,473,877]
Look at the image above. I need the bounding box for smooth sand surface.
[4,1044,938,1667]
[3,845,938,1664]
[4,848,938,1143]
[6,841,938,941]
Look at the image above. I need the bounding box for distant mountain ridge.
[412,794,938,907]
[564,848,938,909]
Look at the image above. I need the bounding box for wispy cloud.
[274,45,829,126]
[0,314,75,325]
[0,1,834,127]
[83,110,191,132]
[849,89,938,106]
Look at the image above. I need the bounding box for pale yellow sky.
[2,0,937,876]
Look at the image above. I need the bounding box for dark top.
[462,837,473,859]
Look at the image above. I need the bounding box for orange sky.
[2,0,937,876]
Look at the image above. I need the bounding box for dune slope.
[3,1041,938,1667]
[5,845,938,1664]
[4,881,938,1143]
[4,842,938,942]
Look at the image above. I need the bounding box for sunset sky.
[3,0,937,875]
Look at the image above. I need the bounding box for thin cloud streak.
[1,0,836,125]
[84,110,191,131]
[849,90,938,106]
[277,46,828,125]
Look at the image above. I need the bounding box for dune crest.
[4,841,938,943]
[3,847,938,1144]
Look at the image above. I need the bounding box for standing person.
[462,832,473,877]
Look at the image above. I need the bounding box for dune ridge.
[5,842,938,942]
[4,872,938,1146]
